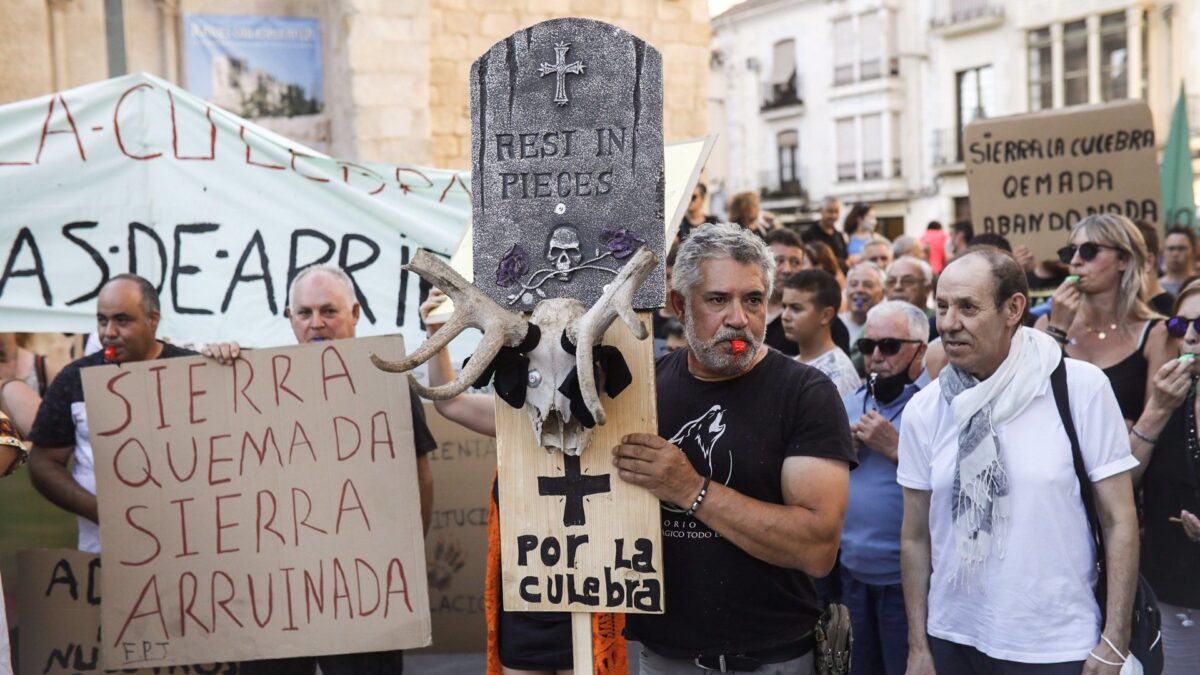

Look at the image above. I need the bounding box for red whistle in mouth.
[730,339,747,355]
[104,346,117,360]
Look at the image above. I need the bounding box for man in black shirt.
[801,196,848,270]
[28,275,197,553]
[614,224,856,674]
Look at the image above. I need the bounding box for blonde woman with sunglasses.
[1035,213,1173,428]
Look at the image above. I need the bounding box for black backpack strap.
[1049,357,1108,579]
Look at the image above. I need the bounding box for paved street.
[402,643,645,674]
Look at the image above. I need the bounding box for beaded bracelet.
[1130,426,1157,444]
[685,476,712,517]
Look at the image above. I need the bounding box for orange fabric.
[485,471,628,674]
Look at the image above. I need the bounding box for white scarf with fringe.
[939,327,1062,580]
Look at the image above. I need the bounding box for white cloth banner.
[0,73,471,349]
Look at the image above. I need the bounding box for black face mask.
[868,350,920,405]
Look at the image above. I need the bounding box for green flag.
[1161,83,1195,227]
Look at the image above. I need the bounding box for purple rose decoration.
[496,244,528,287]
[600,228,644,259]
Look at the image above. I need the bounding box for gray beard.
[682,312,762,377]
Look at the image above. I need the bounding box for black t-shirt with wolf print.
[625,348,856,659]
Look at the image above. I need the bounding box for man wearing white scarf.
[897,249,1140,675]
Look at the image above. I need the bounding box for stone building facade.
[0,0,711,168]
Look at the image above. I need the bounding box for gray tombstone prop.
[470,17,665,310]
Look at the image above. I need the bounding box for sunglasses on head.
[1166,316,1200,338]
[856,337,922,356]
[1056,242,1124,264]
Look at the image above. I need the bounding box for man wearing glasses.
[885,256,936,339]
[841,300,929,675]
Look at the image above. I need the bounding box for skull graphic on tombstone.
[546,225,582,278]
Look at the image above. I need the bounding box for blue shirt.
[840,380,921,585]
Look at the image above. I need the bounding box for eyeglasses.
[1166,316,1200,338]
[1056,242,1124,264]
[884,276,922,289]
[856,337,922,356]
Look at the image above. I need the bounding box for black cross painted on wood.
[538,455,610,527]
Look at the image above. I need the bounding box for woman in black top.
[1129,280,1200,674]
[675,182,719,244]
[1036,214,1172,425]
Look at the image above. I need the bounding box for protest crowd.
[0,7,1197,675]
[3,195,1200,675]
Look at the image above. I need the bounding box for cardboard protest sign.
[418,405,496,654]
[964,100,1161,260]
[496,323,663,614]
[470,18,666,311]
[16,549,234,675]
[82,337,430,669]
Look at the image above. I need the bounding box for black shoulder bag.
[1050,359,1163,673]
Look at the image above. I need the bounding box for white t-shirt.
[802,347,861,398]
[896,358,1138,663]
[70,402,100,553]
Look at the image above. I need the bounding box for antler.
[567,247,659,426]
[371,249,530,400]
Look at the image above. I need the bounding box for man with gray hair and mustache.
[613,223,856,674]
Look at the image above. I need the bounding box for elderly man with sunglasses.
[840,300,929,675]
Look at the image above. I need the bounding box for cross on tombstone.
[538,42,585,106]
[537,455,611,526]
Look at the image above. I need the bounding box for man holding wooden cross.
[613,223,857,674]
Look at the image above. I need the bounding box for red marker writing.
[104,346,117,360]
[730,339,747,355]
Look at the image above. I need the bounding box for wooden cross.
[538,455,611,526]
[538,42,585,106]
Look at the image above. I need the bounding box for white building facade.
[709,0,1200,237]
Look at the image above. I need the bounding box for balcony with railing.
[758,169,807,203]
[929,0,1005,37]
[831,58,902,96]
[931,127,965,173]
[761,74,804,115]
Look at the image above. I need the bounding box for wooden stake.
[572,612,594,674]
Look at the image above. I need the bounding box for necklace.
[1083,321,1119,340]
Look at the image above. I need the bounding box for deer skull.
[523,299,592,454]
[370,247,657,456]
